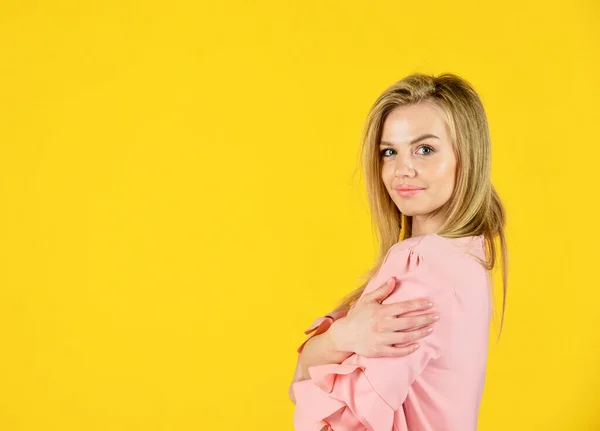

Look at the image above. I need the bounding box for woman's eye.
[380,148,393,157]
[416,146,434,155]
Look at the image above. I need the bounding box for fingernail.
[432,315,440,321]
[427,302,434,307]
[389,276,395,285]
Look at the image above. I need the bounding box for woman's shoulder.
[391,233,486,263]
[416,234,489,294]
[382,233,487,287]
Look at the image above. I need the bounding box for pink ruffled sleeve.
[292,246,456,431]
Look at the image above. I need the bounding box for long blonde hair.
[336,72,508,341]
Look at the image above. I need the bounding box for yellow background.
[1,1,598,429]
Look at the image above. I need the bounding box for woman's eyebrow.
[379,134,440,147]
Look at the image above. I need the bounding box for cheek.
[430,160,456,185]
[381,164,393,184]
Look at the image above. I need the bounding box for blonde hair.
[336,72,508,341]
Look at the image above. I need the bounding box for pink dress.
[292,233,491,431]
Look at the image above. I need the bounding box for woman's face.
[380,102,457,230]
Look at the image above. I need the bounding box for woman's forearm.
[293,318,353,382]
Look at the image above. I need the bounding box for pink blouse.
[292,233,491,431]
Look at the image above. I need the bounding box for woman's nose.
[394,153,415,177]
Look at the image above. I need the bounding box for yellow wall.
[1,1,598,429]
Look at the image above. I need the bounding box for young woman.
[290,73,508,431]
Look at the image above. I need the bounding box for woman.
[290,73,508,431]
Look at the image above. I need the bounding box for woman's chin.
[395,206,419,216]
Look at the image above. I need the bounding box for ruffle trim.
[292,362,395,430]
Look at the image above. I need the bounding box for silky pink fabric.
[292,233,491,431]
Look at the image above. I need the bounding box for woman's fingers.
[390,312,440,332]
[360,276,396,304]
[381,324,436,347]
[384,298,434,315]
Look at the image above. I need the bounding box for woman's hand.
[328,276,440,358]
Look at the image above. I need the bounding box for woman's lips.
[395,188,424,197]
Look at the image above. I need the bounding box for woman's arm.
[294,318,353,383]
[291,246,460,430]
[289,323,351,404]
[289,278,439,403]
